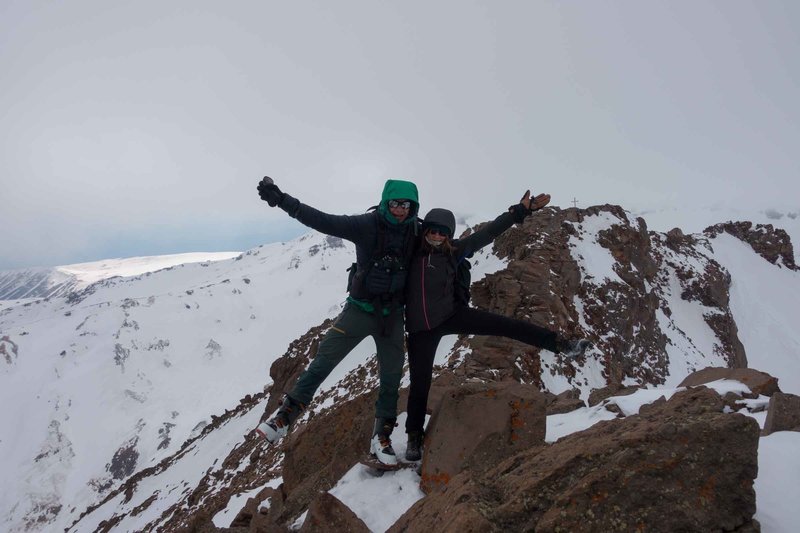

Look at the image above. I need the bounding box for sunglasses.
[388,199,412,209]
[427,227,451,237]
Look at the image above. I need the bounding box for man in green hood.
[256,176,419,466]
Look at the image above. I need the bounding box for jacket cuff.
[279,194,301,218]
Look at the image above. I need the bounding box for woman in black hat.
[402,191,591,461]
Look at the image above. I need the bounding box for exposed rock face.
[420,382,546,493]
[392,388,761,533]
[454,205,751,395]
[678,367,781,397]
[763,392,800,434]
[705,221,798,270]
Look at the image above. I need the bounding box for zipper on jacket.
[421,256,431,330]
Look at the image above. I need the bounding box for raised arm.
[257,176,374,244]
[457,190,551,256]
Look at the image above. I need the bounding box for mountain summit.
[2,205,799,532]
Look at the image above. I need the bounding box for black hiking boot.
[405,430,424,462]
[255,395,305,443]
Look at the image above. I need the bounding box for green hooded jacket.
[347,179,420,314]
[377,179,420,226]
[277,178,420,315]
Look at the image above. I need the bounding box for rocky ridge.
[48,205,800,531]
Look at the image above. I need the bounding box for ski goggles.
[388,199,412,209]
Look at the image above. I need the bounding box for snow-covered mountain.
[0,234,357,531]
[2,206,799,532]
[0,252,241,302]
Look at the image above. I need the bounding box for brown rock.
[678,367,780,397]
[588,384,638,407]
[298,492,369,533]
[387,472,494,533]
[763,392,800,435]
[229,490,273,528]
[276,393,376,523]
[420,382,546,493]
[546,397,586,415]
[395,387,760,532]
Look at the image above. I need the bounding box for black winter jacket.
[405,210,520,333]
[279,194,419,308]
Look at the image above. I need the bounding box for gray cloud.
[1,1,798,269]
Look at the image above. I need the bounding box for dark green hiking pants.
[288,303,405,419]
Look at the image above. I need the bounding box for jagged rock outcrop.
[449,205,751,393]
[705,221,798,270]
[391,387,761,533]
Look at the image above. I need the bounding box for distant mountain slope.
[0,252,240,301]
[0,267,78,300]
[632,205,800,264]
[0,233,362,531]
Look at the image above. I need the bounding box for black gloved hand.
[508,203,529,223]
[509,191,551,222]
[257,176,284,207]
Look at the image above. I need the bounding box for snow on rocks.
[4,204,800,531]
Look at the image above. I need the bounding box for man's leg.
[368,311,407,464]
[289,304,372,406]
[259,304,375,443]
[439,306,559,351]
[371,310,407,420]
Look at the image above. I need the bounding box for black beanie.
[422,208,456,236]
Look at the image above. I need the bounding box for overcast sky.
[1,1,798,270]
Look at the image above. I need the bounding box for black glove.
[508,202,531,223]
[257,176,284,207]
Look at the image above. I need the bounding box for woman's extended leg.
[439,305,559,352]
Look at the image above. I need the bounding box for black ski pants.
[405,305,558,433]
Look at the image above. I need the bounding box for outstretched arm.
[257,176,373,243]
[457,190,551,256]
